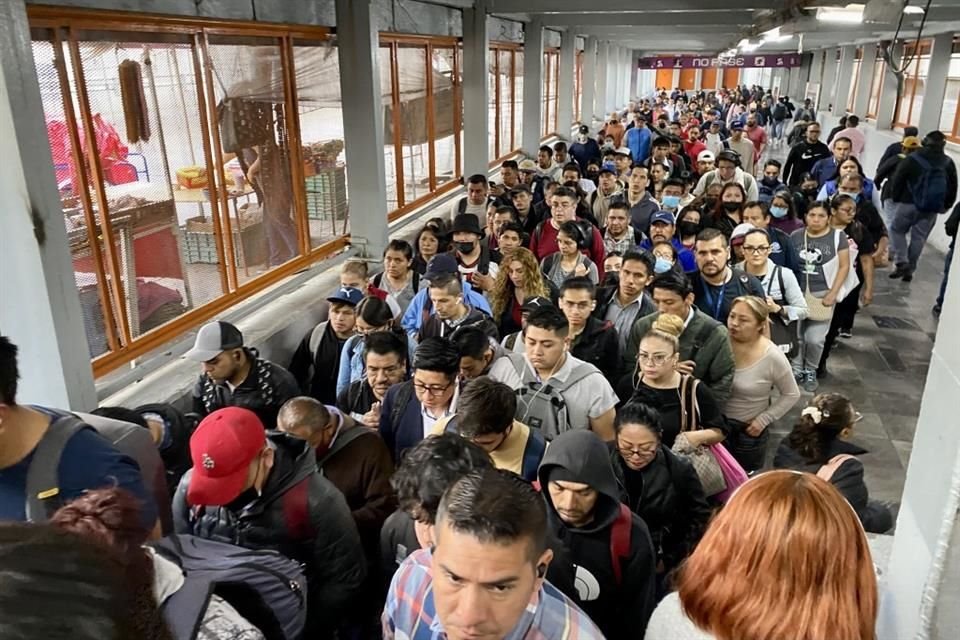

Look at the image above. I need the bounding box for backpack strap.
[308,321,329,358]
[282,477,315,541]
[609,504,633,587]
[519,426,547,482]
[816,454,857,482]
[25,414,88,522]
[678,374,700,433]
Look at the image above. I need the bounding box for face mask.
[225,486,259,513]
[654,257,674,274]
[761,176,780,186]
[679,220,700,236]
[604,271,620,286]
[839,191,860,201]
[722,201,742,212]
[704,197,718,210]
[802,188,818,197]
[577,134,588,143]
[457,241,476,254]
[770,206,789,219]
[661,194,681,209]
[587,170,600,180]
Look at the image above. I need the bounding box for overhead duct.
[863,0,909,24]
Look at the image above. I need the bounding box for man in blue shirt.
[626,113,652,164]
[639,211,697,272]
[0,336,156,529]
[810,137,852,186]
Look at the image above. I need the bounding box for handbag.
[822,229,860,301]
[709,442,749,503]
[766,266,799,359]
[670,375,726,496]
[803,232,835,322]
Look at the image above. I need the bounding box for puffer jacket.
[538,430,657,639]
[173,433,366,627]
[608,445,711,571]
[570,316,621,385]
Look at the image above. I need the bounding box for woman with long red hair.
[645,470,878,640]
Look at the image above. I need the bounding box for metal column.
[0,0,97,409]
[918,32,953,134]
[833,45,856,115]
[461,0,490,176]
[820,48,840,113]
[876,42,903,131]
[596,41,609,118]
[335,0,389,258]
[853,48,876,117]
[521,17,544,154]
[581,37,597,128]
[557,29,575,137]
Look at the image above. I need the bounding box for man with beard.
[782,122,830,186]
[337,331,409,427]
[689,228,765,324]
[639,211,696,272]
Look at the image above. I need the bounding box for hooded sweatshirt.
[537,430,657,639]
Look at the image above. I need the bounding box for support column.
[622,48,632,103]
[596,41,608,118]
[629,50,639,98]
[521,18,544,154]
[336,0,389,258]
[612,47,623,109]
[918,32,953,134]
[461,0,489,176]
[833,45,856,114]
[820,48,839,113]
[0,0,97,409]
[557,29,575,136]
[581,36,597,127]
[877,42,903,131]
[854,47,876,117]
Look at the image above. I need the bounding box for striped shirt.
[383,549,604,640]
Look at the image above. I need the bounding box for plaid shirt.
[383,549,604,640]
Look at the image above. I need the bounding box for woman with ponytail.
[773,393,893,533]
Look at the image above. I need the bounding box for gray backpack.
[510,357,597,441]
[151,533,307,640]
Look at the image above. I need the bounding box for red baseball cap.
[187,407,266,507]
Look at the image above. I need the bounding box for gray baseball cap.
[185,321,244,362]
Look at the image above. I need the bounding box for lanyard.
[702,281,725,320]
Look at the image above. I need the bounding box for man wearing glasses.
[782,121,830,186]
[379,337,461,463]
[529,186,605,266]
[690,228,765,325]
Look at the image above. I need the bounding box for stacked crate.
[305,164,348,221]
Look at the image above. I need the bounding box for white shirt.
[421,382,459,438]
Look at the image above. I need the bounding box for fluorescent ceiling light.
[903,5,925,14]
[817,4,865,23]
[762,27,781,40]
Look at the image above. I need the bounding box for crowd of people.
[1,84,955,639]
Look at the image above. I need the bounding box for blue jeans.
[937,236,955,307]
[773,120,786,140]
[889,202,937,272]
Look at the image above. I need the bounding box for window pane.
[488,49,497,160]
[941,78,960,135]
[499,50,513,157]
[293,39,349,248]
[432,47,457,187]
[396,45,428,206]
[380,46,399,210]
[207,35,301,282]
[514,50,524,152]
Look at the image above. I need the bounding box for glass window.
[432,47,458,188]
[940,54,960,136]
[514,50,524,152]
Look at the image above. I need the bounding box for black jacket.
[538,430,657,639]
[888,146,958,211]
[875,152,905,201]
[783,140,831,186]
[173,433,366,625]
[191,348,300,429]
[288,321,347,405]
[609,445,711,572]
[418,307,499,342]
[570,316,621,384]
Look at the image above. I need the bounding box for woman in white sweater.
[646,471,878,640]
[724,296,801,472]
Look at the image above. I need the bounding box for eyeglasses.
[836,207,856,215]
[637,352,671,366]
[741,245,770,255]
[617,442,658,458]
[413,380,454,396]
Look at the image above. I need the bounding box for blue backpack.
[909,154,949,213]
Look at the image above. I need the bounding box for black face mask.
[457,241,476,254]
[761,176,780,186]
[722,201,742,212]
[225,486,259,513]
[704,197,718,210]
[679,221,701,237]
[802,188,818,198]
[587,170,600,180]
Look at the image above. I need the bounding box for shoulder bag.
[802,231,835,322]
[671,375,726,496]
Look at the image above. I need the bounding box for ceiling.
[419,0,960,55]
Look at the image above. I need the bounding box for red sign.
[638,55,802,69]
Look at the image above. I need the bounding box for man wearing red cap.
[173,407,366,637]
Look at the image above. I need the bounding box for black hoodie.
[538,430,657,639]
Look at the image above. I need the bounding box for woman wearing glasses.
[610,402,711,584]
[616,314,727,449]
[774,392,893,533]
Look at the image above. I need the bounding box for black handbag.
[767,266,800,359]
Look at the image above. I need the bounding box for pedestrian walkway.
[756,140,943,512]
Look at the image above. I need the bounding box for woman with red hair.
[645,470,878,640]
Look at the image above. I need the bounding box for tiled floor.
[758,200,946,514]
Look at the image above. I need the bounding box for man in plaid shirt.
[383,468,603,640]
